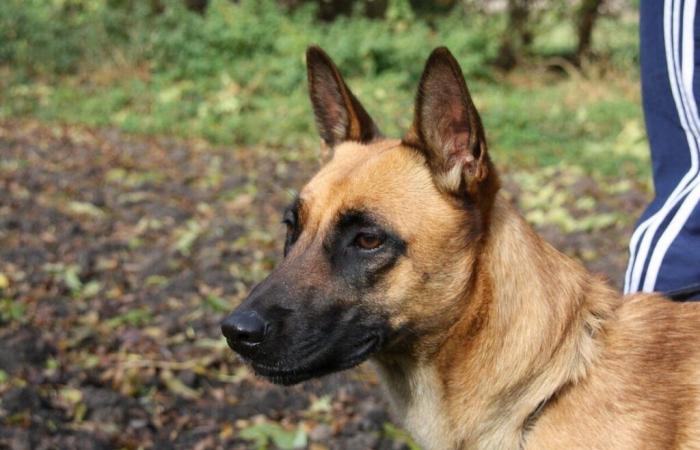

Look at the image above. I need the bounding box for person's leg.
[625,0,700,300]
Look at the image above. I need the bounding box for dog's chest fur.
[374,362,456,450]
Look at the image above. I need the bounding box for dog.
[221,46,700,449]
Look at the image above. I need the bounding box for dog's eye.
[282,210,295,230]
[282,210,299,256]
[282,219,294,243]
[354,232,384,251]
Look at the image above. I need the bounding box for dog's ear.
[404,47,492,196]
[306,46,381,148]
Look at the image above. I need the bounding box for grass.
[0,63,646,179]
[0,0,646,180]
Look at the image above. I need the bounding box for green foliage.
[0,299,26,324]
[0,0,644,177]
[0,0,506,149]
[239,422,308,450]
[203,293,229,312]
[105,307,154,329]
[0,0,148,75]
[42,262,101,298]
[383,423,422,450]
[0,0,83,74]
[142,0,498,83]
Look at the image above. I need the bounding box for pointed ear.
[404,47,493,196]
[306,46,381,148]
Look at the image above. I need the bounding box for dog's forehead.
[299,140,454,231]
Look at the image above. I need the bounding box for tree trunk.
[494,0,532,71]
[409,0,458,15]
[317,0,356,21]
[314,0,389,21]
[184,0,209,14]
[576,0,605,61]
[364,0,388,19]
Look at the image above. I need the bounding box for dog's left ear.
[404,47,493,197]
[306,46,381,149]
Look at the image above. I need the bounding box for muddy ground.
[0,120,648,449]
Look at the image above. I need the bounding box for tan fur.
[297,139,700,450]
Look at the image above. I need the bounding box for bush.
[0,0,85,74]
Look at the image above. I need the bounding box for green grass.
[0,66,645,179]
[0,0,646,179]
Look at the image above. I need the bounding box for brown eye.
[355,233,383,250]
[282,211,296,235]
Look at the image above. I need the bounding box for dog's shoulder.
[615,292,700,335]
[528,293,700,449]
[604,292,700,376]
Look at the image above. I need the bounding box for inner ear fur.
[404,47,495,197]
[306,46,381,148]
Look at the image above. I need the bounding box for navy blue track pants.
[625,0,700,300]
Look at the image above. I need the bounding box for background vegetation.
[1,0,644,175]
[0,1,648,449]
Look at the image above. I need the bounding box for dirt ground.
[0,119,649,449]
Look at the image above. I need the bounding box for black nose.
[221,310,267,345]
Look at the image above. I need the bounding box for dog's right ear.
[306,46,381,149]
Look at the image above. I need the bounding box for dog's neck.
[374,194,620,450]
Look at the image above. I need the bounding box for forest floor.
[0,119,649,450]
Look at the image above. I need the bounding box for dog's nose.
[221,310,267,345]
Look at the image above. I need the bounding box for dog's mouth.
[245,334,382,385]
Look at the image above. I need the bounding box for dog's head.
[222,47,499,385]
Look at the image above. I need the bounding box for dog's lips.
[246,334,382,385]
[248,363,318,386]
